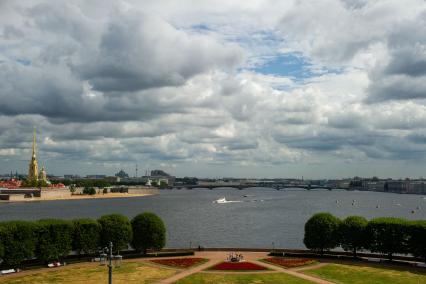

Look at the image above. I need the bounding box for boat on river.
[214,197,227,203]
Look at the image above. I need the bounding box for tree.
[21,179,48,188]
[131,212,166,254]
[159,180,168,189]
[366,217,409,261]
[36,219,73,262]
[407,220,426,263]
[0,221,37,267]
[339,216,368,257]
[98,214,132,252]
[83,187,96,195]
[304,212,340,255]
[72,219,101,254]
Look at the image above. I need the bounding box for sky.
[1,0,426,179]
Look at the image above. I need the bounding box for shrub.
[339,216,368,257]
[407,220,426,263]
[131,212,166,254]
[304,212,340,254]
[366,217,409,261]
[72,219,101,254]
[98,214,132,252]
[36,219,73,262]
[0,221,37,267]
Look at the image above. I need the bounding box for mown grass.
[0,261,178,284]
[174,272,314,284]
[304,263,426,284]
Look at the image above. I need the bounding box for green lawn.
[0,261,178,284]
[304,263,426,284]
[174,272,314,284]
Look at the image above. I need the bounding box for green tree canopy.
[304,212,341,254]
[131,212,166,254]
[0,221,37,267]
[72,219,101,254]
[36,219,73,262]
[98,214,132,252]
[339,216,368,257]
[366,217,409,260]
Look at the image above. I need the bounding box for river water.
[0,188,425,249]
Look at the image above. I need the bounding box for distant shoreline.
[0,189,158,203]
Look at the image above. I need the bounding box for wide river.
[0,188,425,249]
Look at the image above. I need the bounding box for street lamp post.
[108,242,113,284]
[99,242,122,284]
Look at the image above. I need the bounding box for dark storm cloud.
[365,73,426,103]
[274,131,375,152]
[384,49,426,77]
[0,2,243,124]
[365,13,426,103]
[73,11,243,93]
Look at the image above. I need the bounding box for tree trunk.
[388,252,393,261]
[353,248,357,258]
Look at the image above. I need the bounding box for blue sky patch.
[253,53,314,79]
[16,58,31,66]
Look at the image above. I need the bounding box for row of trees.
[304,213,426,262]
[61,179,112,188]
[0,212,166,268]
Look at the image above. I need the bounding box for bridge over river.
[173,182,334,190]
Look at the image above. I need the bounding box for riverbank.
[0,187,158,203]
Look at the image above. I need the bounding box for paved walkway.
[155,251,334,284]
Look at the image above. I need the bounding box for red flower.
[150,258,206,268]
[263,257,316,268]
[211,261,267,270]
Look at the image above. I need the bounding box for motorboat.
[214,197,227,203]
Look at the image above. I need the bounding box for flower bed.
[210,261,267,271]
[263,257,316,268]
[149,257,207,268]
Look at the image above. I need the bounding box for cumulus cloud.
[1,0,426,178]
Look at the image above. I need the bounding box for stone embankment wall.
[41,188,72,199]
[127,186,158,195]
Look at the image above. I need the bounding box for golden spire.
[28,127,39,181]
[32,127,37,158]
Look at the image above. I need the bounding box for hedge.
[36,219,74,262]
[98,214,132,252]
[304,213,425,262]
[131,212,166,254]
[0,221,37,267]
[72,218,101,254]
[366,217,410,260]
[303,212,341,254]
[339,216,368,257]
[407,220,426,263]
[0,212,164,268]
